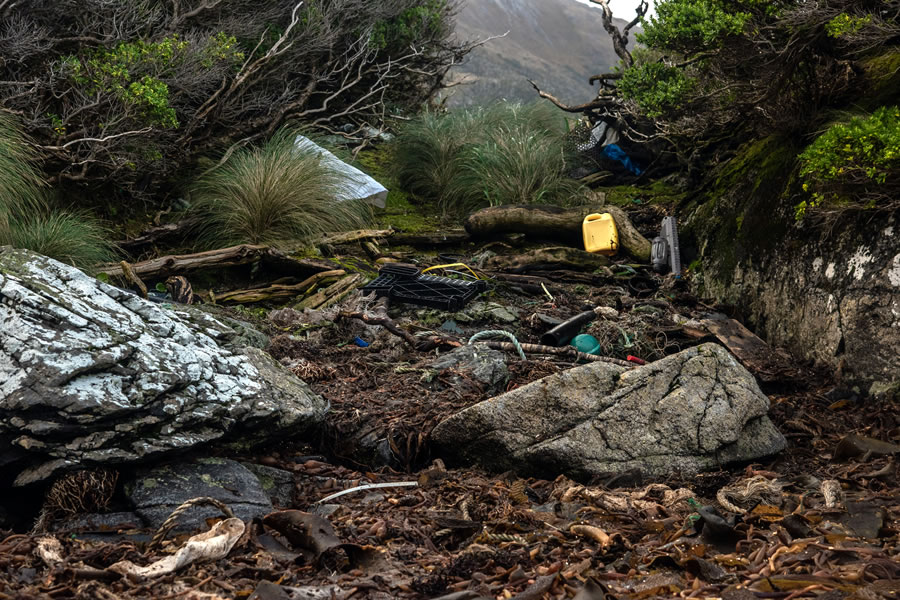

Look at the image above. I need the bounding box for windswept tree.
[0,0,475,204]
[530,0,900,173]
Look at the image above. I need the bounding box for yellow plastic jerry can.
[582,213,619,255]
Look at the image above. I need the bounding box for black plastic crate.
[362,267,487,311]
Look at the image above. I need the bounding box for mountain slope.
[445,0,632,107]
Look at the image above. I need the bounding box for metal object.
[651,217,682,276]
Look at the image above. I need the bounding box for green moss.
[142,478,157,489]
[255,473,275,490]
[682,135,800,289]
[355,145,440,233]
[602,181,686,206]
[859,50,900,109]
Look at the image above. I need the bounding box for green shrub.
[192,129,372,247]
[618,62,695,117]
[825,13,872,38]
[0,114,113,269]
[796,106,900,217]
[638,0,751,52]
[392,108,487,211]
[392,102,577,215]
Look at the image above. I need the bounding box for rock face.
[0,247,329,486]
[684,136,900,392]
[432,343,786,478]
[125,459,274,529]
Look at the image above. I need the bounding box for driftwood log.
[318,229,393,246]
[465,205,651,261]
[389,231,470,247]
[483,247,609,273]
[98,245,335,280]
[295,273,364,310]
[213,270,346,304]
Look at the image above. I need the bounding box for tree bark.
[465,204,652,262]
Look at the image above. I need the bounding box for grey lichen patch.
[0,247,329,487]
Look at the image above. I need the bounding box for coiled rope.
[148,496,235,551]
[468,329,527,360]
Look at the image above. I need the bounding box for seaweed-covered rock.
[0,247,328,487]
[432,343,785,478]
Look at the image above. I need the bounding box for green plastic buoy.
[571,333,602,355]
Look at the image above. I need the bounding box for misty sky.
[571,0,657,20]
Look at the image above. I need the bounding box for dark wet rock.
[833,434,900,461]
[124,458,273,529]
[48,511,144,533]
[429,345,508,391]
[0,247,329,487]
[432,343,786,478]
[242,462,296,508]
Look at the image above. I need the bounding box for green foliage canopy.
[796,106,900,217]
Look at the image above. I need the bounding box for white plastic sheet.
[294,135,388,208]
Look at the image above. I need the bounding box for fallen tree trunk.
[214,270,346,304]
[465,205,651,261]
[483,247,610,273]
[99,245,335,281]
[100,245,283,279]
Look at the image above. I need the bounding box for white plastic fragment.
[108,518,245,579]
[294,135,388,208]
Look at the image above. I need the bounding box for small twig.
[315,482,418,504]
[39,127,153,150]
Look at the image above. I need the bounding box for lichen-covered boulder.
[125,458,274,529]
[432,343,786,478]
[0,247,329,486]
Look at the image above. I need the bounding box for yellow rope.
[421,263,481,280]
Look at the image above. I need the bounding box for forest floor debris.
[1,240,897,600]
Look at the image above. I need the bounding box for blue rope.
[468,329,527,360]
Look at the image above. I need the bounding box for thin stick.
[315,481,418,504]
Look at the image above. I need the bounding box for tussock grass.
[2,211,115,268]
[0,114,114,269]
[392,102,582,216]
[192,129,372,248]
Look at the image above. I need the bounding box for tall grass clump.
[4,211,115,267]
[392,102,583,216]
[391,108,489,211]
[452,123,583,209]
[192,129,372,248]
[0,114,114,269]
